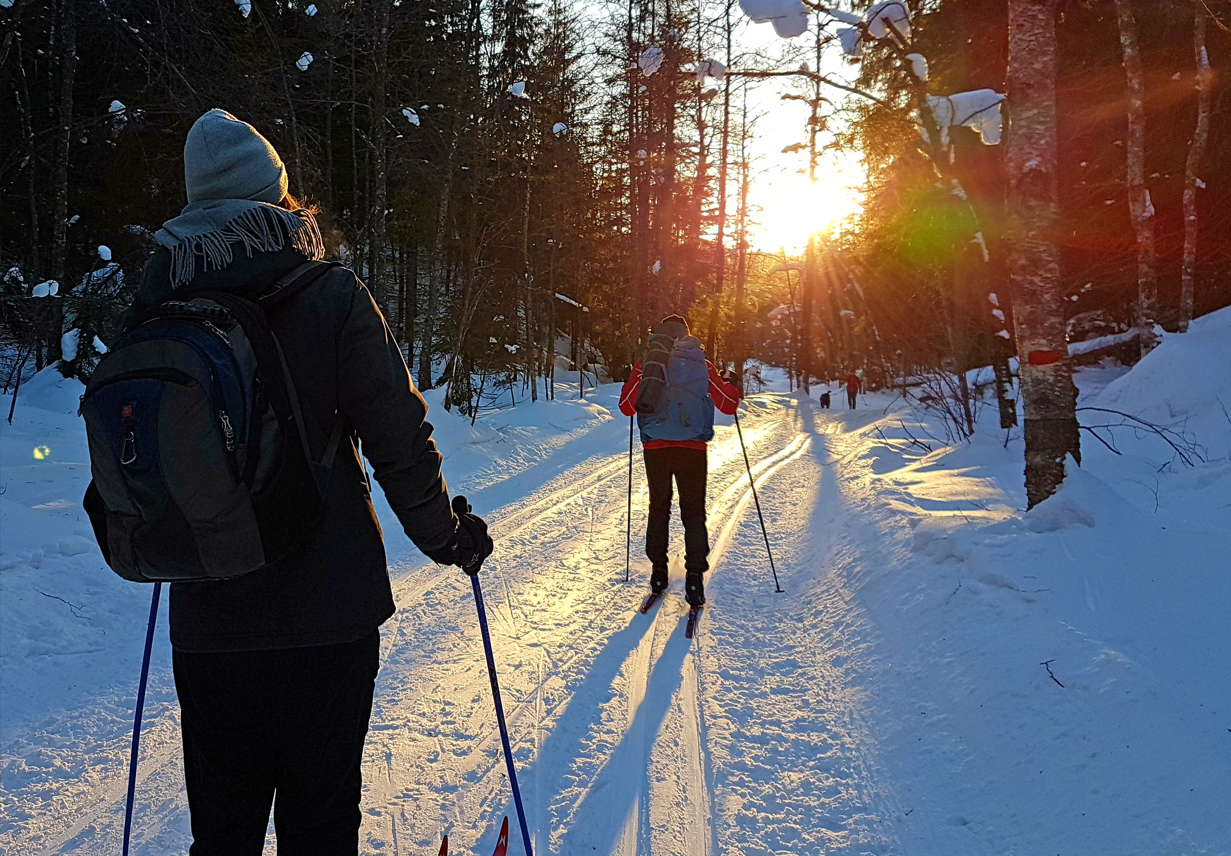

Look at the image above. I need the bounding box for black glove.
[721,368,737,384]
[424,495,493,574]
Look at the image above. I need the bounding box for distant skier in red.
[619,315,741,606]
[845,371,862,409]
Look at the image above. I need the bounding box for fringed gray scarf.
[155,199,325,287]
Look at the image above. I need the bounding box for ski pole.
[468,573,533,855]
[455,496,532,856]
[123,582,162,856]
[733,410,783,593]
[625,414,634,583]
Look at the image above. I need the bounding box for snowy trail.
[2,389,834,856]
[6,366,1230,856]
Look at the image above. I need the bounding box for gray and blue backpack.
[81,262,343,583]
[635,336,715,443]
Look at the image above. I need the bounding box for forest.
[3,0,1230,502]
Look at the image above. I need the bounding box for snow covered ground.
[2,310,1230,855]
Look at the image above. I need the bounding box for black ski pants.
[172,630,380,855]
[644,446,710,575]
[847,389,858,409]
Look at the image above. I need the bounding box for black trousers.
[644,446,710,575]
[847,389,858,409]
[172,630,380,855]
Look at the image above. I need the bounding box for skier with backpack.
[618,315,741,608]
[81,109,492,854]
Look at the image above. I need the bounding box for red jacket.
[619,360,741,450]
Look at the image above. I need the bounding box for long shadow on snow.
[474,605,689,854]
[552,613,691,853]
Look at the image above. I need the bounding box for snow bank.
[1094,305,1231,460]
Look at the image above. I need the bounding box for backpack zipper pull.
[219,411,236,451]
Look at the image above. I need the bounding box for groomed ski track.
[3,390,904,855]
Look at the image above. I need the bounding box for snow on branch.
[837,27,863,57]
[695,58,727,83]
[402,107,420,126]
[508,81,530,99]
[296,52,314,72]
[639,46,665,77]
[739,0,808,38]
[865,1,910,40]
[234,0,251,18]
[922,90,1005,147]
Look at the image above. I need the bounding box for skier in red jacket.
[619,315,741,605]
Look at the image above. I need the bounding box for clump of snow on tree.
[740,0,808,38]
[508,81,529,99]
[838,28,863,58]
[639,46,664,77]
[93,336,109,355]
[652,260,662,274]
[0,0,15,8]
[971,232,988,262]
[906,53,928,82]
[923,90,1005,147]
[552,122,567,136]
[296,52,314,72]
[402,107,420,126]
[60,329,80,363]
[695,58,726,82]
[865,1,910,39]
[97,245,112,261]
[305,3,317,15]
[31,281,60,298]
[234,0,251,18]
[108,100,126,116]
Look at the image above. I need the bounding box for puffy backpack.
[637,338,715,443]
[634,331,676,416]
[81,262,344,583]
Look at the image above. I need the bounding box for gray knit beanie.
[657,314,690,340]
[183,109,288,204]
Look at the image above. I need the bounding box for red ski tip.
[438,834,448,856]
[491,816,510,856]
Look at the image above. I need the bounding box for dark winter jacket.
[127,246,456,652]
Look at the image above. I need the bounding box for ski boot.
[685,571,706,607]
[650,564,668,595]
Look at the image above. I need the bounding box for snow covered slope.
[2,312,1229,855]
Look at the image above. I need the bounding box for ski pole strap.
[123,582,162,856]
[470,574,534,856]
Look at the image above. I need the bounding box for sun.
[750,153,864,253]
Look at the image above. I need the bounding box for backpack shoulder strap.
[259,260,340,310]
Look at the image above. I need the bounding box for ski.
[437,835,448,856]
[638,591,662,614]
[684,605,703,639]
[491,816,510,856]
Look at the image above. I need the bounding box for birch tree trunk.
[1179,0,1211,333]
[1114,0,1159,356]
[1007,0,1080,508]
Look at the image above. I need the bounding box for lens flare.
[33,445,51,460]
